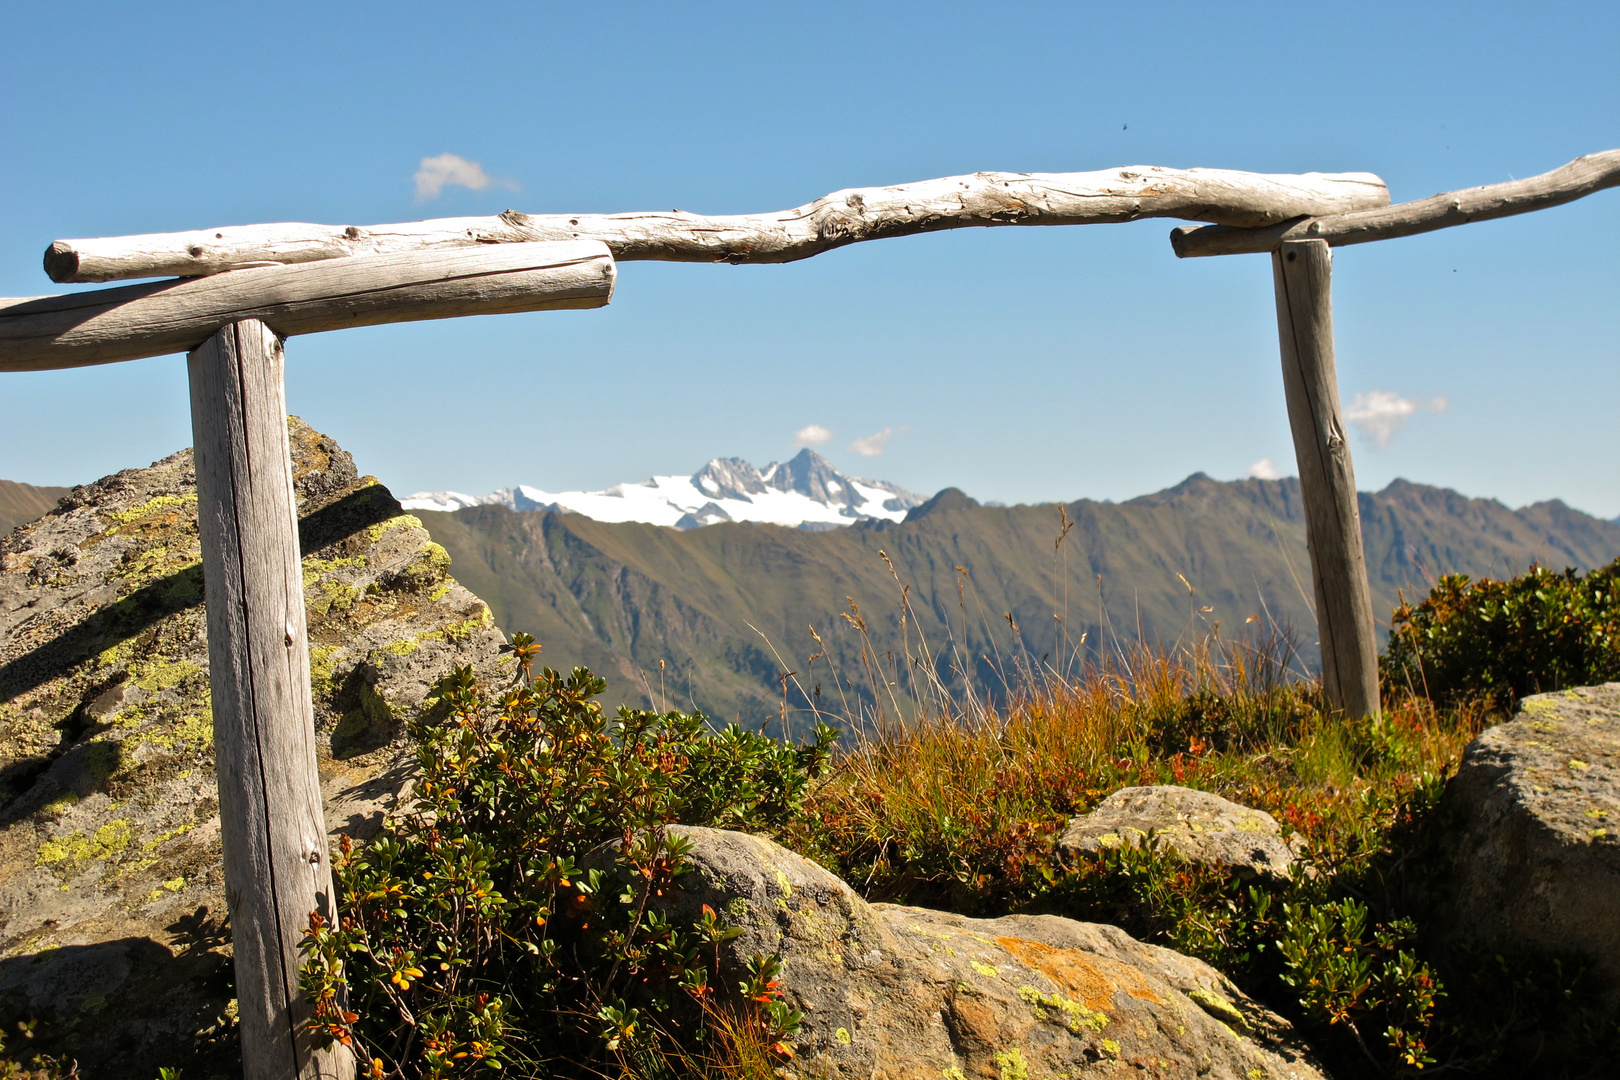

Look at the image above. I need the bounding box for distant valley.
[414,473,1620,726]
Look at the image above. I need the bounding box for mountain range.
[413,473,1620,727]
[402,449,926,530]
[7,459,1619,730]
[0,481,70,535]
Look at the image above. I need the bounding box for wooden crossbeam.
[42,166,1389,283]
[1171,149,1620,257]
[0,240,614,373]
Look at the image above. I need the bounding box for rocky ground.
[606,825,1328,1080]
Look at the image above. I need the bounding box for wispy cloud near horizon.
[1245,458,1283,480]
[848,426,904,457]
[414,153,518,202]
[1344,391,1449,447]
[793,424,832,448]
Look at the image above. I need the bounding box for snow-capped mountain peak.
[401,449,924,530]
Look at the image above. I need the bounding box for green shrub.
[299,634,835,1078]
[1384,560,1620,713]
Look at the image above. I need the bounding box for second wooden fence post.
[1271,239,1381,718]
[189,319,353,1080]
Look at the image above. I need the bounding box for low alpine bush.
[299,634,835,1079]
[1384,558,1620,713]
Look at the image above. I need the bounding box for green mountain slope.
[418,475,1620,726]
[0,481,70,535]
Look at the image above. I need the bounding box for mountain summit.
[401,449,925,530]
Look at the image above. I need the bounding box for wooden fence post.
[188,319,353,1080]
[1271,239,1380,718]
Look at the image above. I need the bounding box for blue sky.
[2,1,1616,516]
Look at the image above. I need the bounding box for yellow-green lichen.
[725,897,750,920]
[333,681,396,751]
[364,513,425,543]
[428,583,453,602]
[1018,985,1108,1033]
[309,646,340,699]
[131,658,202,693]
[443,614,490,642]
[971,961,999,978]
[38,819,134,879]
[41,793,79,818]
[378,638,422,657]
[993,1049,1029,1080]
[301,555,367,587]
[941,1068,967,1080]
[1187,987,1248,1032]
[313,578,361,615]
[145,876,187,903]
[834,1027,851,1045]
[105,494,195,527]
[1100,1039,1120,1056]
[141,820,201,853]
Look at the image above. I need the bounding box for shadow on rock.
[0,908,238,1079]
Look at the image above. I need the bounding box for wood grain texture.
[188,321,352,1080]
[1172,149,1620,257]
[43,166,1389,282]
[1,240,614,373]
[1271,241,1380,718]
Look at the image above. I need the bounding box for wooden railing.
[1,150,1614,1079]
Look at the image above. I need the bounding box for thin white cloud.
[793,424,832,448]
[1343,391,1449,448]
[1245,458,1283,480]
[414,153,518,202]
[848,426,903,457]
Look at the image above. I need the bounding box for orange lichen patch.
[996,937,1164,1010]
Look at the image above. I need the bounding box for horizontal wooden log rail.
[1,240,614,373]
[44,166,1389,283]
[1171,149,1620,257]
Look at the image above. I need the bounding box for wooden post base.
[188,320,353,1079]
[1271,240,1380,718]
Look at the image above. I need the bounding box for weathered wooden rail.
[43,166,1389,280]
[1,150,1613,1079]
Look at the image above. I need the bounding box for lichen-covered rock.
[1438,683,1620,987]
[618,826,1327,1079]
[1056,785,1300,880]
[0,418,507,1077]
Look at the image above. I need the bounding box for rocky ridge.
[0,418,506,1076]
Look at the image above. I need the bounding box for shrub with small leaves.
[299,633,836,1078]
[1384,560,1620,713]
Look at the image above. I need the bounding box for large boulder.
[624,826,1327,1079]
[1438,683,1620,986]
[0,418,507,1076]
[1057,785,1300,880]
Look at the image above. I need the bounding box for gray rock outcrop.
[1056,785,1300,880]
[1438,683,1620,986]
[607,825,1327,1079]
[0,418,507,1076]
